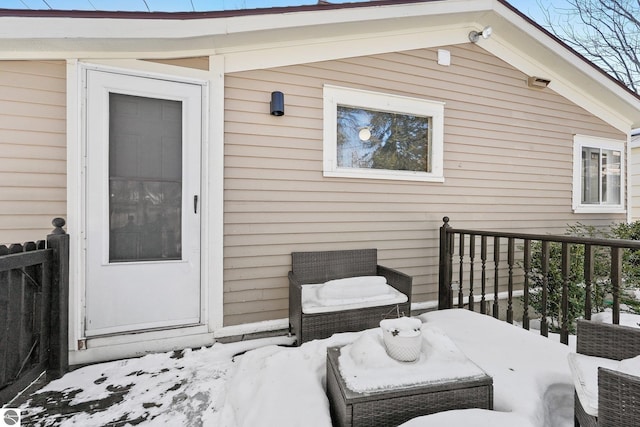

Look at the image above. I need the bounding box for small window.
[323,85,444,182]
[572,135,625,213]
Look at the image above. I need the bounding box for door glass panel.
[109,93,183,262]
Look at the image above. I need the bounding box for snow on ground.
[15,309,632,427]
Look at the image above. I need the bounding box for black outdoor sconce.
[270,91,284,116]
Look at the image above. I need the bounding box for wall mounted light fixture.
[469,26,492,43]
[270,91,284,116]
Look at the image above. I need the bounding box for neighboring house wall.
[631,134,640,221]
[223,44,626,325]
[0,60,66,245]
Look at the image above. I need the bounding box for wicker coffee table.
[326,346,493,427]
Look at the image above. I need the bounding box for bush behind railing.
[526,222,640,333]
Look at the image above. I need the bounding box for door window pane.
[109,93,183,262]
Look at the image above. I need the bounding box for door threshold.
[71,324,213,365]
[84,324,210,350]
[86,322,204,340]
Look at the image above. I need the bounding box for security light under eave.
[469,26,492,43]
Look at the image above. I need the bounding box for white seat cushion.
[301,276,407,314]
[618,355,640,376]
[568,353,620,416]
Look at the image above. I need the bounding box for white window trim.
[572,134,626,214]
[323,85,444,182]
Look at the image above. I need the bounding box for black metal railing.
[438,217,640,345]
[0,218,69,405]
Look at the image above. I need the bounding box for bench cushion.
[301,276,407,314]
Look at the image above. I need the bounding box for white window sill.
[324,169,445,183]
[573,206,626,214]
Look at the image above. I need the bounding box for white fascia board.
[0,1,493,41]
[0,0,493,58]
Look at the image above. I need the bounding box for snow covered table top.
[327,342,493,427]
[337,325,488,393]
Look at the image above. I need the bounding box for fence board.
[0,245,7,387]
[5,245,23,392]
[0,218,68,405]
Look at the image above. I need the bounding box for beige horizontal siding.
[223,44,625,326]
[0,60,66,245]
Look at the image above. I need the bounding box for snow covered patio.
[11,308,588,427]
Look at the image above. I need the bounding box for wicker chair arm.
[377,265,412,307]
[288,271,303,337]
[288,271,303,288]
[597,367,640,426]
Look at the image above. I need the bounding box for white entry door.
[85,68,202,337]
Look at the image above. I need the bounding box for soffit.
[0,0,638,128]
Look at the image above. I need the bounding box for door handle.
[194,195,199,214]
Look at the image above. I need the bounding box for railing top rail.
[444,227,640,249]
[441,215,640,250]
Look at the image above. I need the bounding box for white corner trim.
[66,59,84,352]
[207,54,226,332]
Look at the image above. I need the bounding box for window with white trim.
[323,85,444,182]
[572,134,625,213]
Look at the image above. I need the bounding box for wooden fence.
[0,218,69,405]
[438,217,640,345]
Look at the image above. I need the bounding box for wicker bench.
[288,249,412,345]
[574,319,640,427]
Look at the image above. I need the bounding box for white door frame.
[66,59,225,364]
[85,69,203,336]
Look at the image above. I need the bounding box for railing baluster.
[493,236,500,319]
[448,231,455,309]
[584,244,593,320]
[507,237,514,324]
[438,217,452,310]
[541,241,549,337]
[560,242,570,345]
[481,235,487,315]
[458,233,465,309]
[469,234,475,312]
[523,239,531,330]
[611,247,622,325]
